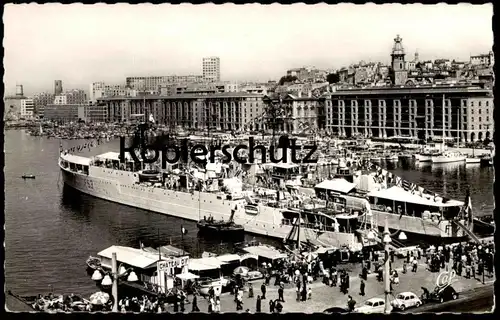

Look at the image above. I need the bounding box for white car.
[354,298,387,314]
[391,292,422,311]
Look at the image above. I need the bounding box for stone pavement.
[164,257,494,313]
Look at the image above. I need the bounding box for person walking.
[269,299,275,313]
[248,283,254,298]
[261,283,266,300]
[412,258,418,272]
[191,294,200,312]
[215,297,221,313]
[256,295,262,313]
[359,279,365,296]
[402,260,407,274]
[278,284,285,302]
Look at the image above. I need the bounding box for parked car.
[323,307,349,313]
[354,298,387,314]
[391,292,422,311]
[429,285,459,303]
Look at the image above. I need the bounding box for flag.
[395,176,402,187]
[181,226,188,235]
[402,179,411,191]
[463,189,473,223]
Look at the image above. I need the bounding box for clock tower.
[390,35,408,86]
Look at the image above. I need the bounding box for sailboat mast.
[442,94,445,150]
[296,212,301,250]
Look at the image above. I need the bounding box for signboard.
[157,257,189,273]
[436,270,456,288]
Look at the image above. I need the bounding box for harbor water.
[4,130,495,297]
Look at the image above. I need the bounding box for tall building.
[20,99,35,119]
[203,57,221,82]
[54,80,63,96]
[62,89,87,104]
[125,75,204,91]
[33,92,55,118]
[390,35,408,86]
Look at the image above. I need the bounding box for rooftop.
[97,92,263,101]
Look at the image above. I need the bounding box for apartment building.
[321,85,493,142]
[89,82,138,102]
[125,75,205,91]
[33,92,55,118]
[97,92,264,132]
[20,99,35,119]
[44,104,86,123]
[202,57,221,82]
[263,92,322,134]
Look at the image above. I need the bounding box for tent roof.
[188,257,225,271]
[176,272,200,280]
[242,245,288,260]
[215,254,241,263]
[314,178,357,194]
[97,245,159,269]
[367,186,464,207]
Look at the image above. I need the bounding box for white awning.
[242,246,288,260]
[188,257,225,271]
[367,186,464,207]
[176,272,200,280]
[97,245,159,270]
[215,254,241,263]
[314,178,356,194]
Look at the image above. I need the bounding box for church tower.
[390,35,408,86]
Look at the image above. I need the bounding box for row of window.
[328,99,492,108]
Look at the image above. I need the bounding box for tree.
[326,73,340,84]
[278,75,298,85]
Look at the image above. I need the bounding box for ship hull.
[59,161,360,249]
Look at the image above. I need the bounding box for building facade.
[89,82,138,102]
[54,80,63,96]
[44,104,86,123]
[125,75,204,91]
[203,57,221,82]
[321,85,493,142]
[85,104,108,123]
[20,99,35,119]
[33,92,55,118]
[470,51,494,67]
[97,92,264,131]
[262,92,322,134]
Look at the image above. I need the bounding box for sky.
[3,3,493,96]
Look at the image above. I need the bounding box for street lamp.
[366,217,407,314]
[93,253,139,312]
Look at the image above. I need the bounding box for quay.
[5,292,36,312]
[6,253,494,313]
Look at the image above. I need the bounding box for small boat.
[197,210,244,236]
[21,174,36,179]
[385,154,399,162]
[431,151,466,164]
[465,157,481,164]
[86,256,102,270]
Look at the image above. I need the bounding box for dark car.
[430,285,459,303]
[323,307,350,313]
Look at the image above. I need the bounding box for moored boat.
[86,256,102,271]
[465,157,481,164]
[431,151,466,164]
[21,174,36,179]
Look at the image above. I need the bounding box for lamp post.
[92,252,139,312]
[112,253,118,312]
[366,217,407,314]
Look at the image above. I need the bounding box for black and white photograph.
[3,3,495,313]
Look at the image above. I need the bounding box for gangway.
[453,220,481,243]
